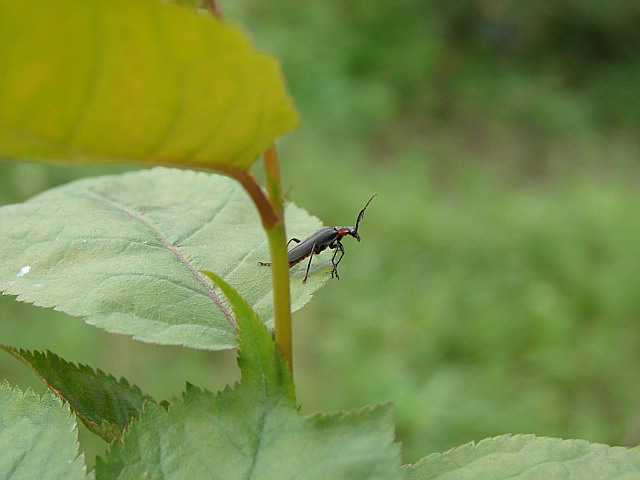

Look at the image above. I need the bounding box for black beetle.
[260,194,376,282]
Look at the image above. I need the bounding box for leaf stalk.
[219,147,293,374]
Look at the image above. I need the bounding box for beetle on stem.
[259,194,376,282]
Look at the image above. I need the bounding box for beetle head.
[349,227,361,242]
[335,226,360,241]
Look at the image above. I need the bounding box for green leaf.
[95,278,402,479]
[200,269,295,399]
[0,382,87,480]
[0,168,329,350]
[1,346,156,443]
[405,434,640,479]
[0,0,298,170]
[200,269,261,331]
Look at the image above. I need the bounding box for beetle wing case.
[287,227,338,266]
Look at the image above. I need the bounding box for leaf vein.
[174,190,235,245]
[87,192,237,328]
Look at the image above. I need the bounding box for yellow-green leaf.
[0,0,298,170]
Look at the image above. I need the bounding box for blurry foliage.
[221,0,640,139]
[2,0,640,465]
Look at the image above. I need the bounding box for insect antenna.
[354,194,377,233]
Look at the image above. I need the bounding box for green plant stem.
[263,145,293,374]
[264,222,292,373]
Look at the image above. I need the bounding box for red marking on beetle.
[289,253,312,267]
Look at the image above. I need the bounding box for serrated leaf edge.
[405,433,640,472]
[1,346,154,442]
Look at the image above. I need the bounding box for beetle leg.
[303,244,317,283]
[330,242,345,279]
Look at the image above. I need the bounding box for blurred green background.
[2,0,640,465]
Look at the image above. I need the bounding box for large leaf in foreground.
[0,382,87,479]
[95,276,402,479]
[405,434,640,479]
[0,0,297,170]
[1,346,156,442]
[0,168,328,350]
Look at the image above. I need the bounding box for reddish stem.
[203,0,224,19]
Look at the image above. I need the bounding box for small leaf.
[0,382,87,479]
[200,269,259,329]
[1,346,155,443]
[200,269,295,403]
[405,434,640,479]
[0,0,298,170]
[0,168,329,351]
[95,276,402,479]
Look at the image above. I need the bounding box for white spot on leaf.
[17,265,31,277]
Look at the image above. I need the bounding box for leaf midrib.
[90,191,236,328]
